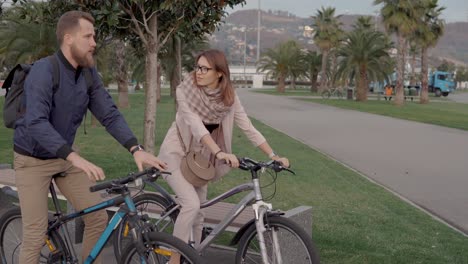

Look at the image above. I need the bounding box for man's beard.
[71,44,95,68]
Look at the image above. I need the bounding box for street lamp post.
[257,0,261,63]
[243,27,247,88]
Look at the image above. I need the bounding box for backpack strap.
[82,68,94,135]
[48,55,60,93]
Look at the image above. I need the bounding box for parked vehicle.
[428,71,455,97]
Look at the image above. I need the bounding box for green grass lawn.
[1,93,467,263]
[298,98,468,131]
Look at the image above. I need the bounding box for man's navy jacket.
[13,50,137,159]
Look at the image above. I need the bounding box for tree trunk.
[395,34,405,106]
[311,72,318,92]
[319,49,329,93]
[116,40,129,109]
[410,50,416,87]
[420,47,429,104]
[278,74,286,93]
[171,36,182,99]
[135,81,141,91]
[157,64,161,103]
[291,76,296,90]
[356,65,368,101]
[330,51,337,88]
[143,15,159,154]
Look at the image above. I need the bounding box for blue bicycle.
[0,168,203,264]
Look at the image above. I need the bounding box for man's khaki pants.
[14,152,107,264]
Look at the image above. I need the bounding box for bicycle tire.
[235,216,320,264]
[119,231,204,264]
[321,90,330,99]
[0,207,69,264]
[337,91,343,99]
[113,193,179,260]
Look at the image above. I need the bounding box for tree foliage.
[336,29,393,101]
[75,0,245,152]
[0,2,56,68]
[374,0,426,105]
[257,40,303,93]
[311,6,343,92]
[415,0,445,104]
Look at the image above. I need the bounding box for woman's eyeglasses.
[194,65,213,74]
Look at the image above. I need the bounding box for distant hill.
[433,22,468,66]
[214,9,468,66]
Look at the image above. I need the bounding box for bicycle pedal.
[47,250,64,263]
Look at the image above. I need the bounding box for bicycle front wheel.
[235,216,320,264]
[113,193,179,260]
[0,207,68,264]
[119,231,203,264]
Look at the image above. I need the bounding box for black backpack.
[2,55,93,129]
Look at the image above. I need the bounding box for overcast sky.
[230,0,467,23]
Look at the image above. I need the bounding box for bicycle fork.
[252,202,283,264]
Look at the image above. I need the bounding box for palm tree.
[311,6,343,93]
[374,0,425,106]
[336,30,393,101]
[286,42,304,90]
[415,0,445,104]
[407,42,419,87]
[0,2,56,65]
[257,40,302,93]
[302,51,322,92]
[353,16,374,32]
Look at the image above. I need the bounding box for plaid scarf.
[179,73,231,124]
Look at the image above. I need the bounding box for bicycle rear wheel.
[113,193,179,260]
[336,91,343,99]
[235,216,320,264]
[0,207,68,264]
[119,231,203,264]
[321,90,330,99]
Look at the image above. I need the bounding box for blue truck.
[370,71,455,97]
[428,71,455,97]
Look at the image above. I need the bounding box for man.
[13,11,167,263]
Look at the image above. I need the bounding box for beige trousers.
[14,152,107,264]
[165,168,208,245]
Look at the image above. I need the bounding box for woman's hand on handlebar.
[216,152,239,168]
[272,156,290,168]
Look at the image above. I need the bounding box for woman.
[158,49,289,262]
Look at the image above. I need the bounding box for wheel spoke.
[236,217,319,264]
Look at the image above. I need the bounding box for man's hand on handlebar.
[133,151,168,172]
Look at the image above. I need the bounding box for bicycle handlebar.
[237,157,295,175]
[89,167,171,193]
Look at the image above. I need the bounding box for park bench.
[0,165,313,243]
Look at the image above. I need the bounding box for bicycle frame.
[147,169,276,262]
[47,183,141,264]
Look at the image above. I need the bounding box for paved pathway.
[450,91,468,103]
[237,88,468,236]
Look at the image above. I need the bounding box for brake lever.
[284,167,296,175]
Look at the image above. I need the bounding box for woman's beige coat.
[158,87,266,180]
